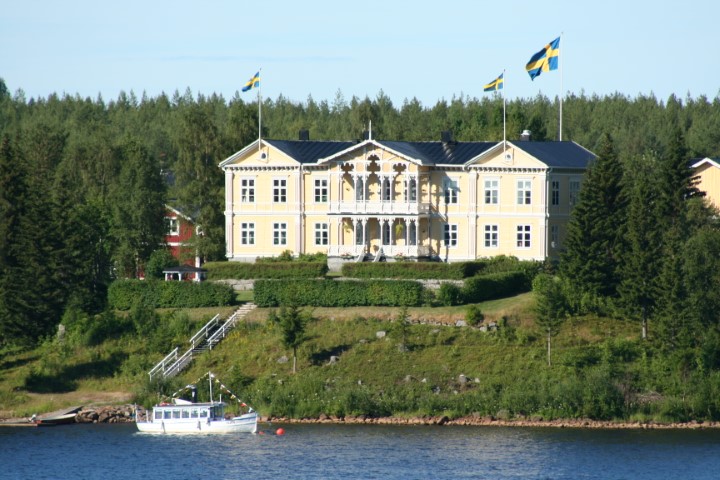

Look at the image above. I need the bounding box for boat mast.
[209,372,214,404]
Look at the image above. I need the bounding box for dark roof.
[378,141,496,165]
[515,141,595,168]
[263,139,595,168]
[264,139,354,164]
[162,265,207,274]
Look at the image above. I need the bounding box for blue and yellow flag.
[242,71,260,92]
[483,73,504,92]
[526,37,560,80]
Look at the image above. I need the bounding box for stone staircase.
[148,303,257,381]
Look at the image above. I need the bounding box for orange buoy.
[275,427,285,436]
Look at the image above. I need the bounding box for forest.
[1,76,720,348]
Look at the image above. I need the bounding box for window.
[444,179,459,204]
[355,222,364,245]
[516,225,531,248]
[273,222,287,246]
[315,223,329,246]
[382,178,391,201]
[356,178,365,201]
[444,224,458,247]
[382,222,390,245]
[551,180,560,206]
[241,178,255,203]
[167,217,179,236]
[569,180,581,207]
[517,180,532,205]
[241,222,255,245]
[551,225,559,249]
[484,225,498,248]
[484,179,499,205]
[314,178,328,203]
[273,178,287,203]
[404,178,417,202]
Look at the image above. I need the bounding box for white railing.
[148,347,179,380]
[329,201,431,215]
[189,314,220,349]
[328,245,430,258]
[148,304,256,381]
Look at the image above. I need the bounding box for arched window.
[382,222,391,245]
[355,222,364,245]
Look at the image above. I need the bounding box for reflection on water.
[3,423,720,479]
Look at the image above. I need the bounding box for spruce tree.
[560,133,626,310]
[618,155,662,340]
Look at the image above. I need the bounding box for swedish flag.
[483,73,504,92]
[242,71,260,92]
[526,37,560,80]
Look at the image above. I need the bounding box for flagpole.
[503,69,506,150]
[559,33,563,141]
[258,69,262,153]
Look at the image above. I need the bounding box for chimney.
[441,130,453,143]
[520,130,532,141]
[299,129,310,141]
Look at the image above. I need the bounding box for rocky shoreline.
[5,405,719,430]
[264,414,720,430]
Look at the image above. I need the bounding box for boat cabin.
[152,401,226,422]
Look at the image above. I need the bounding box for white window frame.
[444,178,459,204]
[240,222,255,245]
[355,177,365,201]
[273,178,287,203]
[516,224,531,248]
[443,223,458,247]
[484,178,499,205]
[484,224,498,248]
[551,180,560,206]
[404,178,417,202]
[315,222,329,246]
[241,178,255,203]
[569,179,581,207]
[382,222,391,246]
[314,178,328,203]
[517,179,532,205]
[273,222,287,246]
[382,178,391,201]
[167,217,179,236]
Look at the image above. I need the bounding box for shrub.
[437,283,464,306]
[465,305,484,326]
[462,271,530,303]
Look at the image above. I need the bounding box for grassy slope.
[1,293,657,422]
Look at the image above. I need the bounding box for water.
[2,422,720,479]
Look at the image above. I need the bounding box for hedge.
[461,271,530,303]
[108,280,234,310]
[341,262,478,279]
[254,279,424,307]
[340,257,541,280]
[203,261,328,280]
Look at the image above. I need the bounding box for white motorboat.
[136,373,258,434]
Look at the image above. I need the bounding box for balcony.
[328,200,431,216]
[328,245,431,258]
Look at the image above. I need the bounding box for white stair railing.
[148,304,256,381]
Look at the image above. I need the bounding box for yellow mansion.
[218,131,596,264]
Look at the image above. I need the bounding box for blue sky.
[2,0,718,107]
